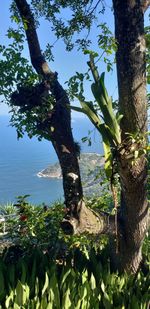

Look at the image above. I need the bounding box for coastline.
[0,116,103,205]
[37,152,104,179]
[37,153,105,196]
[37,170,62,179]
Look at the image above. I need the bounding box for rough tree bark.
[112,0,150,272]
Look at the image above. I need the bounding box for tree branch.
[87,0,102,16]
[61,202,116,235]
[14,0,84,214]
[14,0,70,102]
[87,54,99,83]
[14,0,54,78]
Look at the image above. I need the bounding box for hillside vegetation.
[38,153,105,196]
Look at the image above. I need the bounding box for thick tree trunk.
[113,0,149,272]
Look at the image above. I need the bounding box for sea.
[0,115,103,206]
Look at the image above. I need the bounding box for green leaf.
[70,105,86,114]
[119,277,125,291]
[40,295,49,308]
[8,264,16,289]
[42,272,49,296]
[60,268,72,289]
[116,112,123,125]
[90,273,96,290]
[62,287,72,309]
[80,101,102,130]
[101,281,105,293]
[103,140,112,180]
[13,303,20,309]
[81,269,88,285]
[5,290,15,309]
[20,260,28,284]
[15,280,28,306]
[29,255,37,297]
[84,49,99,58]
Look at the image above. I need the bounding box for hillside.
[37,153,105,196]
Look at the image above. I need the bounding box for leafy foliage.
[0,193,149,307]
[0,28,37,101]
[0,27,56,140]
[30,0,105,51]
[0,245,149,308]
[0,194,111,255]
[1,196,64,256]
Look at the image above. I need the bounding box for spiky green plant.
[71,55,122,180]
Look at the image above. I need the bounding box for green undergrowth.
[0,194,112,255]
[0,245,149,309]
[0,195,149,308]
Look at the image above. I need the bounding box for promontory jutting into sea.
[0,116,103,205]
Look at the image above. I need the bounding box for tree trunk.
[14,0,83,215]
[113,0,149,272]
[48,79,83,214]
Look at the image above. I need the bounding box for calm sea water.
[0,115,102,205]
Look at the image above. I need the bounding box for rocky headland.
[37,153,105,196]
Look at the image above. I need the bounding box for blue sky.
[0,1,149,116]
